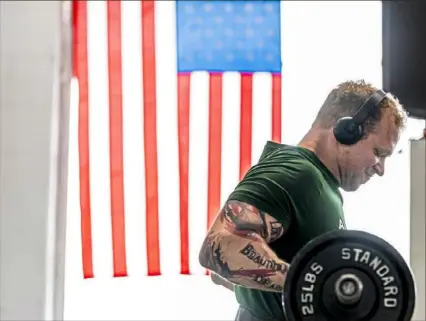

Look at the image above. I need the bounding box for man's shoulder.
[255,142,322,180]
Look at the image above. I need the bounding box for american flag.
[72,0,282,279]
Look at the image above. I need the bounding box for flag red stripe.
[207,73,223,229]
[239,74,253,180]
[72,0,79,77]
[272,74,282,143]
[177,74,191,275]
[142,1,161,276]
[74,0,94,279]
[107,0,127,277]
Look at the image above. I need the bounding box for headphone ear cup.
[333,117,364,145]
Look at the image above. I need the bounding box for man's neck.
[298,127,342,185]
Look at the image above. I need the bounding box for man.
[198,80,407,321]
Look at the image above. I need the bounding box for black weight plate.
[298,242,404,321]
[282,229,416,321]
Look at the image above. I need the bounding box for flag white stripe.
[65,79,83,283]
[188,71,210,275]
[121,0,147,277]
[220,72,242,207]
[87,1,113,279]
[155,1,181,276]
[252,73,272,163]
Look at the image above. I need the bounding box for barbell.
[282,229,416,321]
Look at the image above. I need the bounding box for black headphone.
[333,89,387,145]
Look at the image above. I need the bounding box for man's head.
[312,80,407,191]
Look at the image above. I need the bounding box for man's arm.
[199,200,289,293]
[211,272,234,291]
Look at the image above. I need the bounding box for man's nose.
[374,159,385,177]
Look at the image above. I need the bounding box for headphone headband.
[351,89,387,127]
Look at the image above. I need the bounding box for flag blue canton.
[176,1,281,73]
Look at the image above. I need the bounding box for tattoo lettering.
[202,232,282,279]
[269,221,284,242]
[252,275,283,292]
[240,243,288,274]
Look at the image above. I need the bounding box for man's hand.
[199,200,289,293]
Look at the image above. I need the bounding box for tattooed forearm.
[200,230,289,292]
[199,201,289,292]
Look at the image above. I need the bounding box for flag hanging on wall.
[72,0,282,279]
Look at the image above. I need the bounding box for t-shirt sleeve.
[227,159,314,231]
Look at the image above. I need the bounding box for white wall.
[0,1,71,320]
[410,138,426,321]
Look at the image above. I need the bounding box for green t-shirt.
[228,141,345,320]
